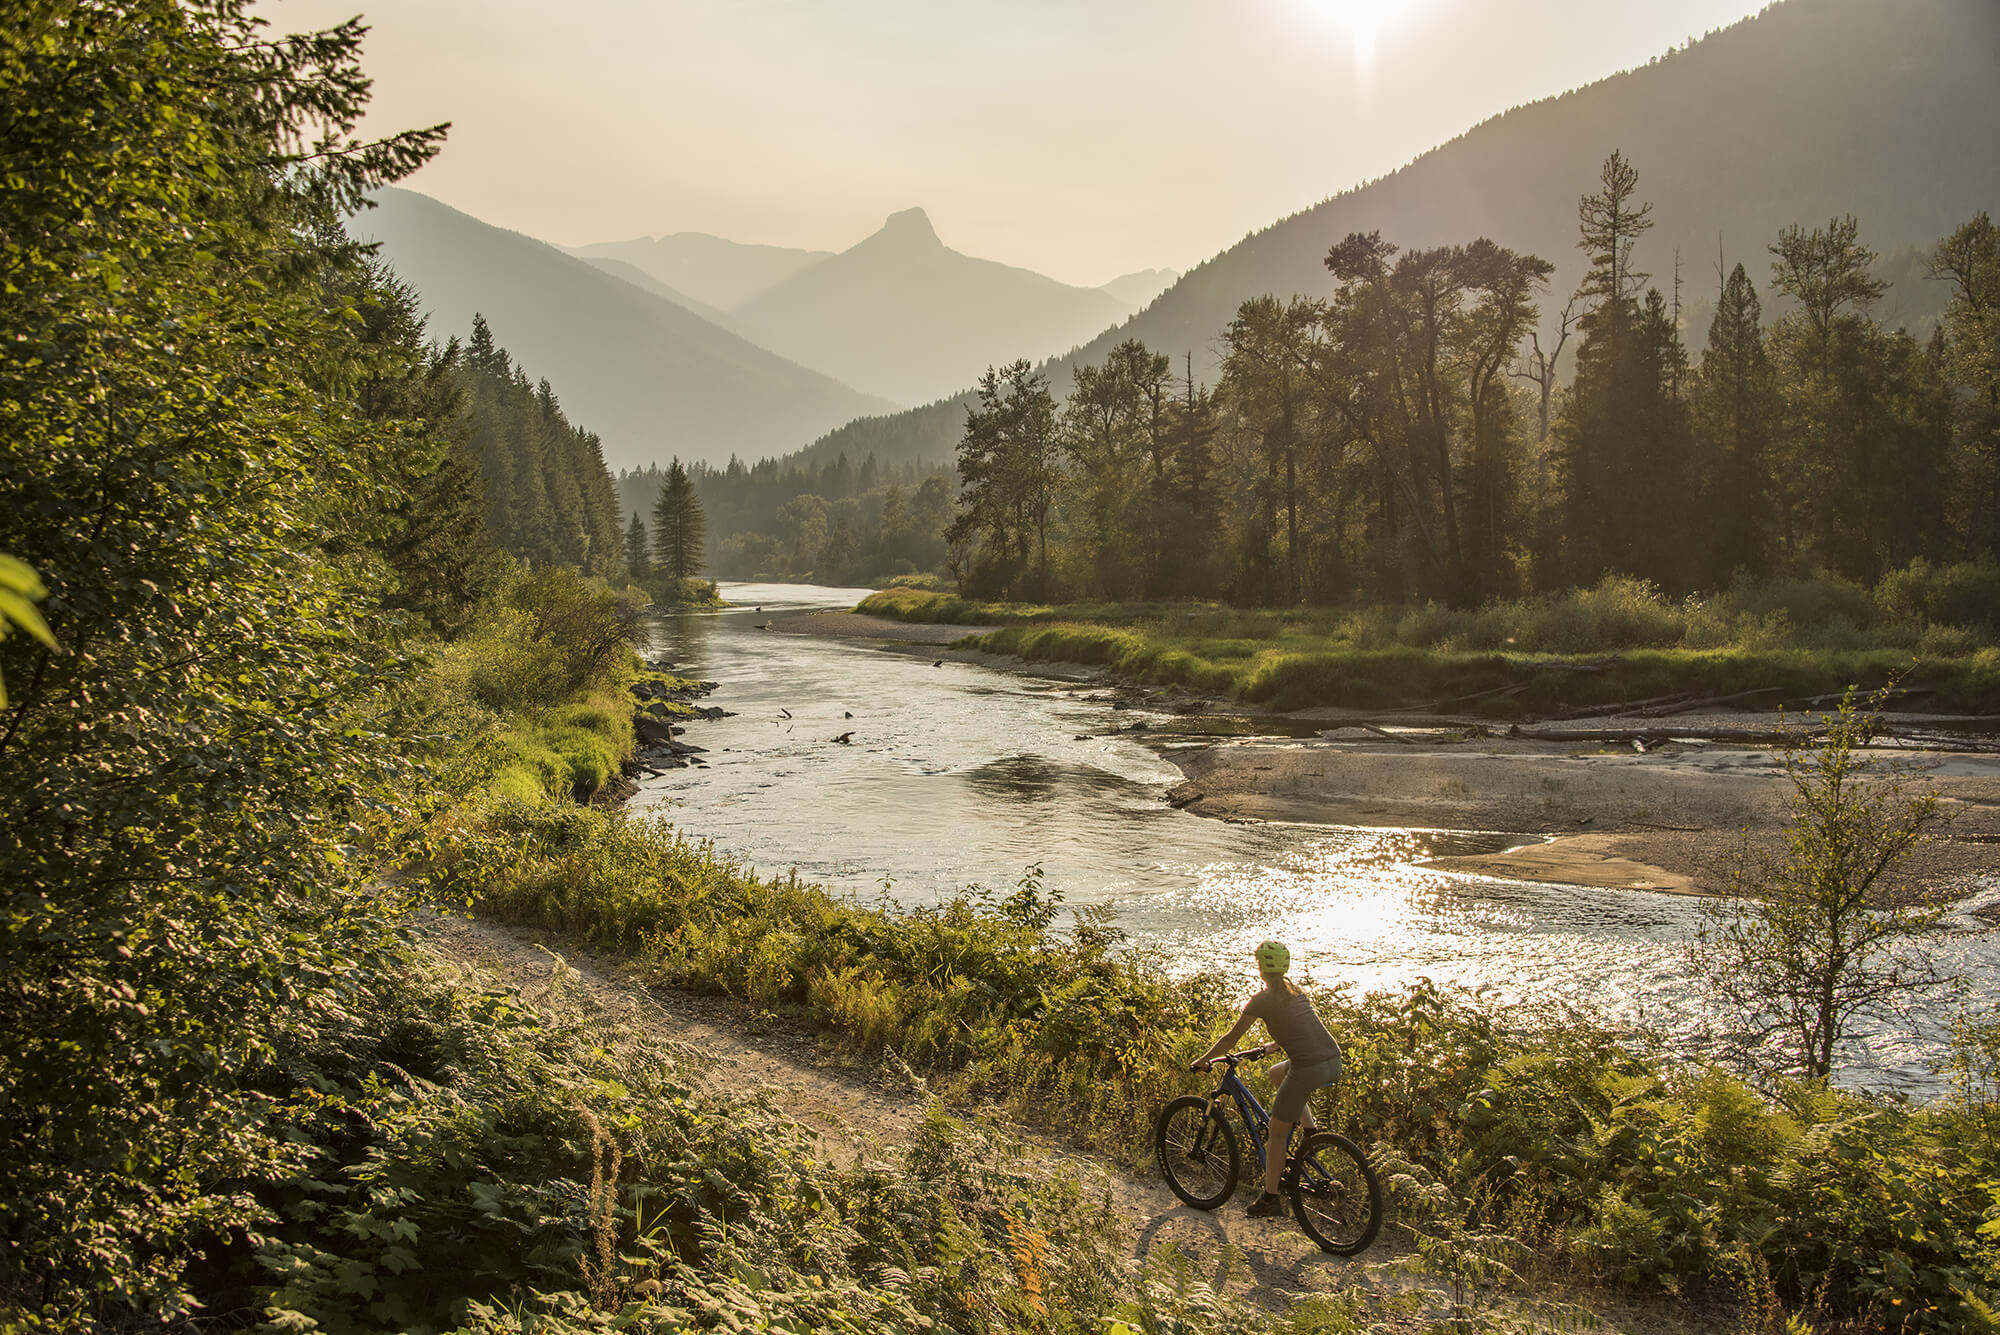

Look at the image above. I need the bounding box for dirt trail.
[423,915,1735,1331]
[422,914,1405,1310]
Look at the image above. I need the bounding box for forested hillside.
[616,454,954,584]
[931,160,1998,609]
[794,0,2000,471]
[456,316,625,576]
[352,188,895,470]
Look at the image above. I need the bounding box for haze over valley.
[359,0,2000,475]
[14,2,2000,1329]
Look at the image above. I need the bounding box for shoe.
[1245,1191,1286,1218]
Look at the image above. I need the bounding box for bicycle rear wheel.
[1287,1131,1382,1254]
[1155,1095,1240,1210]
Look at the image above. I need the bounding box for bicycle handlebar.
[1192,1046,1271,1071]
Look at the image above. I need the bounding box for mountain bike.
[1154,1047,1383,1255]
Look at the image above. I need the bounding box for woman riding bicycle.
[1191,940,1342,1218]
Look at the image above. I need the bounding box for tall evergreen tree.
[651,459,707,581]
[1689,263,1778,583]
[1768,216,1900,577]
[1166,352,1222,598]
[1930,214,2000,558]
[1555,153,1692,587]
[625,511,651,580]
[1577,149,1654,308]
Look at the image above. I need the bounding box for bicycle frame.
[1205,1054,1295,1176]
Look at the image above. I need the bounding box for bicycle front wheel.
[1288,1131,1382,1254]
[1155,1095,1240,1210]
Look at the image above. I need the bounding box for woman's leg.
[1263,1117,1292,1196]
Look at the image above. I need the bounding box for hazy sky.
[268,0,1773,288]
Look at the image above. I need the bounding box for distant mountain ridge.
[352,188,893,472]
[569,212,1170,410]
[725,207,1130,406]
[1097,268,1181,310]
[780,0,2000,472]
[567,232,832,310]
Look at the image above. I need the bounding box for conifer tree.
[1929,214,2000,557]
[1555,153,1683,586]
[652,459,707,581]
[1577,149,1654,308]
[625,511,651,579]
[1689,263,1778,583]
[1767,216,1906,577]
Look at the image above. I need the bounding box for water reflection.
[634,583,1998,1094]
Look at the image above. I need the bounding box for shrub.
[512,567,646,694]
[1724,573,1877,636]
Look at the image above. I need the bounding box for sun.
[1295,0,1421,68]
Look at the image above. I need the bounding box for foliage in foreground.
[456,798,2000,1332]
[243,954,1150,1335]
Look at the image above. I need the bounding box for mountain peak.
[877,206,940,248]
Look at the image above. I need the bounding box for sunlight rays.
[1295,0,1423,71]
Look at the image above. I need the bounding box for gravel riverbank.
[739,607,2000,900]
[1162,727,2000,896]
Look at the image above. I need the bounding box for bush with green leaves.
[237,954,1149,1335]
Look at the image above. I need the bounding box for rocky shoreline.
[595,657,731,806]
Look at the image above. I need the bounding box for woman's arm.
[1192,1002,1260,1071]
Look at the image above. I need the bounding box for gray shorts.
[1271,1054,1341,1123]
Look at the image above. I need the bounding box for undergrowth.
[445,797,2000,1333]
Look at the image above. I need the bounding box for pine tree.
[1929,214,2000,558]
[651,459,706,582]
[625,511,651,580]
[1577,150,1654,308]
[1689,263,1777,583]
[1555,153,1681,586]
[1768,216,1897,577]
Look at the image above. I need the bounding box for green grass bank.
[857,574,2000,715]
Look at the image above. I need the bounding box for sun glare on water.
[1296,0,1422,71]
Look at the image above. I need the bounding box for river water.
[635,583,1998,1095]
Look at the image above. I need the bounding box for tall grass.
[862,569,2000,714]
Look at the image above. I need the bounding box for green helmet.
[1254,940,1290,975]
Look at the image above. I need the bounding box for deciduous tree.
[1691,689,1953,1080]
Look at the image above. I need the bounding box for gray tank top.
[1245,986,1341,1066]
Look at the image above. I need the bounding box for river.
[634,582,1998,1095]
